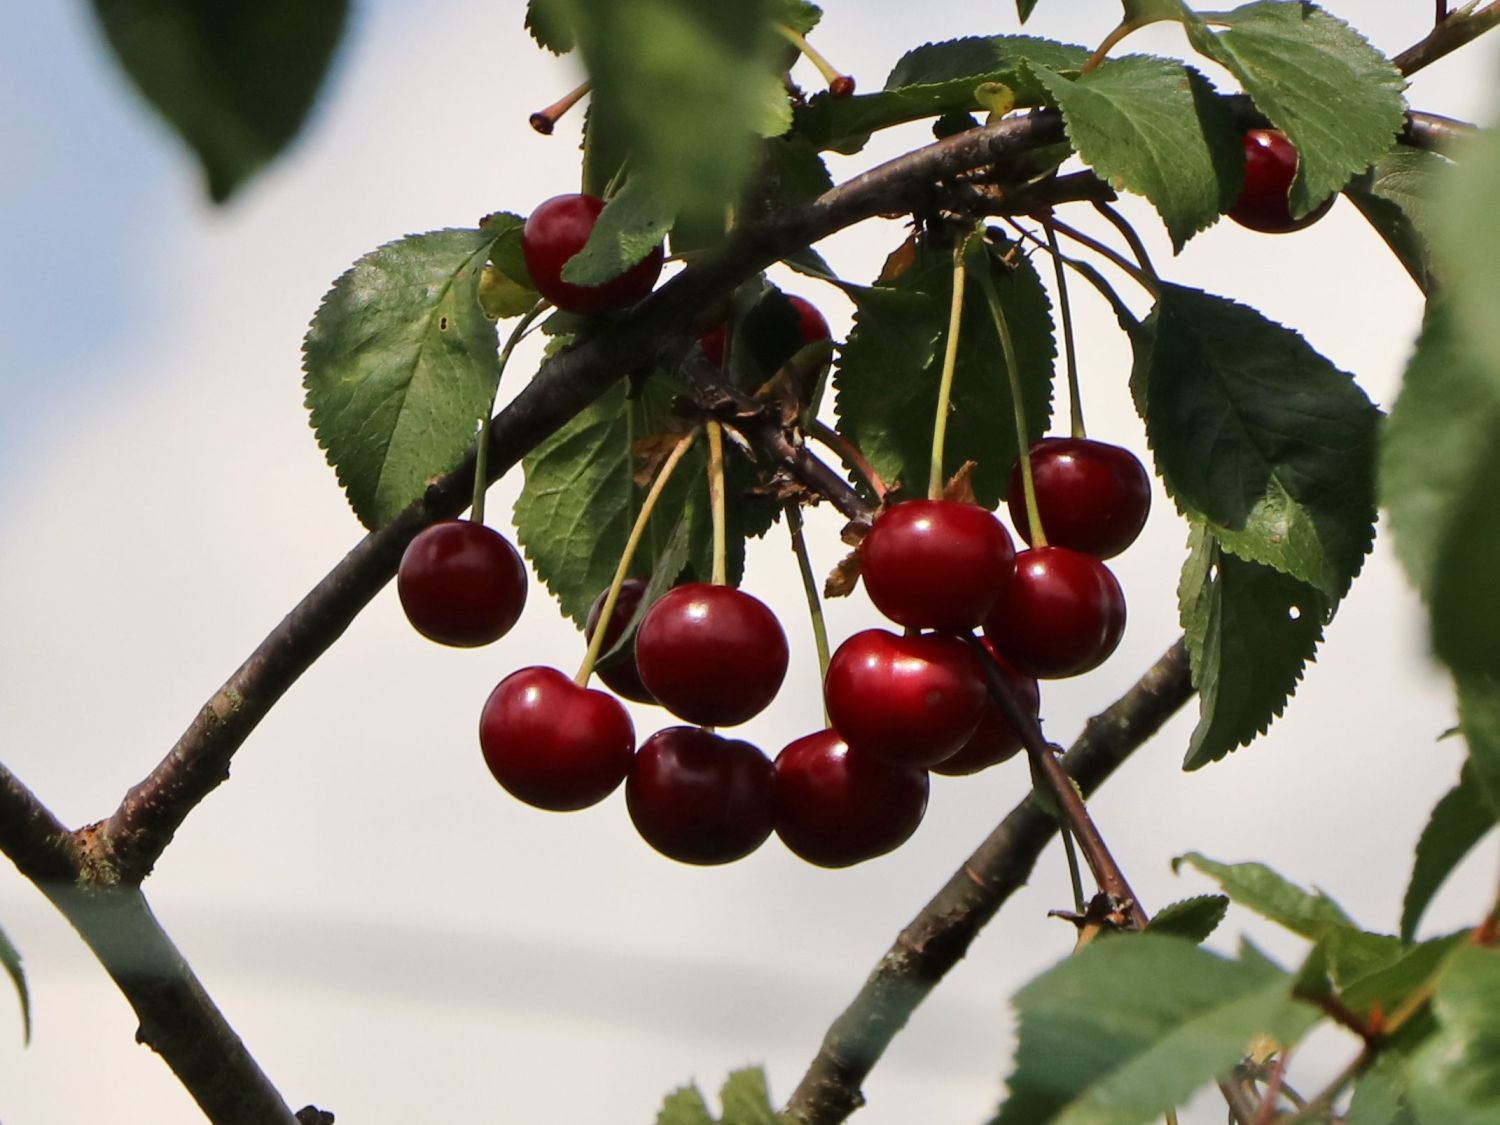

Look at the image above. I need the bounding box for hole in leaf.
[1288,605,1302,621]
[439,316,450,330]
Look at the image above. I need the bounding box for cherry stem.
[472,300,548,525]
[1092,201,1160,285]
[808,419,888,502]
[785,503,832,719]
[963,634,1147,928]
[1082,20,1139,74]
[1041,220,1086,440]
[707,420,728,586]
[928,241,968,501]
[1060,824,1086,914]
[968,240,1047,547]
[529,79,591,135]
[575,430,699,687]
[1005,218,1139,327]
[775,24,853,93]
[1045,214,1160,300]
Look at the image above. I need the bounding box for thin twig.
[1394,1,1500,76]
[785,640,1193,1124]
[808,419,888,501]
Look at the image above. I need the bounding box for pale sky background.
[1,3,1496,1123]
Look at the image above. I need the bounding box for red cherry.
[824,629,987,768]
[1228,129,1333,234]
[479,666,635,811]
[634,584,789,726]
[859,500,1014,630]
[397,520,528,647]
[1007,438,1151,559]
[584,579,656,704]
[772,730,929,868]
[626,726,774,865]
[984,547,1126,679]
[521,193,665,314]
[932,642,1040,776]
[699,293,831,370]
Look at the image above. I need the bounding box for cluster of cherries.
[394,120,1319,869]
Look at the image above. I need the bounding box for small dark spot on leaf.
[439,316,449,331]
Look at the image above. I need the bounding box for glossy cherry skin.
[859,500,1014,630]
[772,730,929,868]
[634,584,789,727]
[984,547,1126,680]
[1007,438,1151,560]
[479,666,636,811]
[584,579,656,704]
[824,628,987,768]
[626,726,774,865]
[522,193,665,315]
[933,641,1040,776]
[700,294,831,369]
[1228,129,1333,234]
[397,520,528,647]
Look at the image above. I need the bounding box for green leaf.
[1122,0,1189,20]
[833,236,1054,506]
[1456,673,1500,822]
[526,0,575,53]
[1031,57,1240,252]
[1431,447,1500,679]
[1405,947,1500,1123]
[1131,284,1379,601]
[1342,931,1468,1025]
[1401,772,1498,942]
[719,1068,784,1124]
[1177,522,1327,768]
[477,212,541,320]
[1344,147,1451,295]
[1144,895,1229,944]
[770,0,821,36]
[0,924,29,1044]
[561,176,676,287]
[90,0,347,202]
[1442,99,1500,377]
[795,36,1089,155]
[1017,0,1041,21]
[1347,1056,1419,1125]
[571,0,789,224]
[513,381,773,627]
[1182,2,1406,216]
[657,1084,714,1125]
[303,229,501,528]
[1175,853,1400,985]
[994,935,1317,1125]
[1380,301,1500,598]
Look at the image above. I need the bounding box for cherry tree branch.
[1394,1,1500,77]
[784,640,1193,1124]
[0,760,303,1124]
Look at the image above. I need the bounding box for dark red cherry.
[397,520,528,647]
[479,666,635,811]
[984,547,1126,679]
[772,730,929,868]
[859,500,1014,630]
[933,642,1040,776]
[522,193,665,314]
[824,629,987,768]
[584,579,656,704]
[1007,438,1151,559]
[700,293,831,370]
[626,726,774,865]
[634,584,789,726]
[1228,129,1333,234]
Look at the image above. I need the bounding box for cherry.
[859,500,1014,630]
[700,293,831,370]
[626,726,774,865]
[521,193,665,315]
[397,520,528,647]
[984,547,1126,680]
[932,642,1040,776]
[772,730,929,868]
[1007,438,1151,559]
[634,584,789,727]
[824,629,987,768]
[1227,129,1333,234]
[584,579,656,704]
[479,666,635,811]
